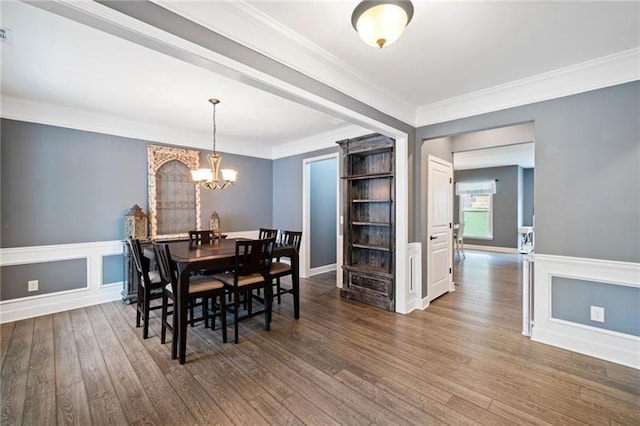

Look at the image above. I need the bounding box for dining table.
[144,237,300,364]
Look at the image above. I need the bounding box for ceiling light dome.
[351,1,414,49]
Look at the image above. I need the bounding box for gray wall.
[453,166,520,249]
[0,119,272,248]
[272,146,339,232]
[522,168,534,226]
[416,81,640,296]
[552,277,640,336]
[1,119,272,299]
[1,259,87,301]
[310,158,337,268]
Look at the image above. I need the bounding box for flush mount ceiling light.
[351,0,414,49]
[191,98,237,190]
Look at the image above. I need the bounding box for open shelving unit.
[336,133,395,311]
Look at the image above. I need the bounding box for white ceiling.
[454,142,534,171]
[1,1,638,160]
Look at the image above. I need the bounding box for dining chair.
[211,237,276,344]
[153,242,227,361]
[270,230,302,305]
[454,222,466,261]
[188,230,215,245]
[127,238,165,339]
[259,227,278,239]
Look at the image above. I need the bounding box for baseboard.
[0,283,122,323]
[532,253,640,369]
[420,297,430,310]
[309,263,336,276]
[463,244,518,254]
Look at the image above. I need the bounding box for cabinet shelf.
[351,221,391,227]
[343,172,393,180]
[351,243,390,252]
[352,199,391,203]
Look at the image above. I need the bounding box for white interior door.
[427,155,453,301]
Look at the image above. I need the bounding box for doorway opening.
[301,153,340,283]
[422,122,535,332]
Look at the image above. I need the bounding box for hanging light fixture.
[351,1,414,49]
[191,98,237,190]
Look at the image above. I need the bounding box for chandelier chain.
[212,101,217,154]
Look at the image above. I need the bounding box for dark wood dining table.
[145,238,299,364]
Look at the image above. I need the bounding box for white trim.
[463,244,519,254]
[405,242,423,313]
[271,125,370,160]
[416,48,640,127]
[394,136,410,314]
[0,240,125,324]
[0,240,123,266]
[420,297,430,310]
[301,153,340,281]
[532,254,640,369]
[309,263,337,277]
[0,95,274,160]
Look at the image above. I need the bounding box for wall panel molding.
[0,240,124,323]
[532,254,640,369]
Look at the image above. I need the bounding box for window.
[459,193,493,239]
[456,180,496,240]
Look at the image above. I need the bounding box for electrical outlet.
[590,306,605,323]
[28,280,38,292]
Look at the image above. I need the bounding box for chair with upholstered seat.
[153,242,227,361]
[211,238,275,344]
[127,238,165,339]
[270,230,302,305]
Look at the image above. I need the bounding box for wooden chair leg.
[136,282,143,327]
[171,303,178,360]
[265,283,271,331]
[143,286,151,339]
[160,294,168,344]
[203,297,209,328]
[234,288,240,344]
[277,277,282,305]
[220,294,227,343]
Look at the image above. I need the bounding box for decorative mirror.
[147,144,201,239]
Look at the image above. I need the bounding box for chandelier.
[351,1,414,49]
[191,98,237,190]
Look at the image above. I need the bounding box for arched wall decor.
[147,144,201,239]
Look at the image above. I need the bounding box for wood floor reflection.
[2,250,639,425]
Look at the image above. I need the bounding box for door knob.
[430,235,438,240]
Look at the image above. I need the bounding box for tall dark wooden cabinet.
[337,133,395,311]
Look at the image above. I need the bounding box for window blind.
[455,180,497,195]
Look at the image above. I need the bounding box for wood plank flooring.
[2,250,639,425]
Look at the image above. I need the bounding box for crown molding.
[271,124,371,160]
[0,96,274,159]
[416,48,640,127]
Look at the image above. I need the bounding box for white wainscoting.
[404,242,423,313]
[532,254,640,370]
[0,240,124,323]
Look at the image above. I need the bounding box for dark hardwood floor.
[2,250,639,425]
